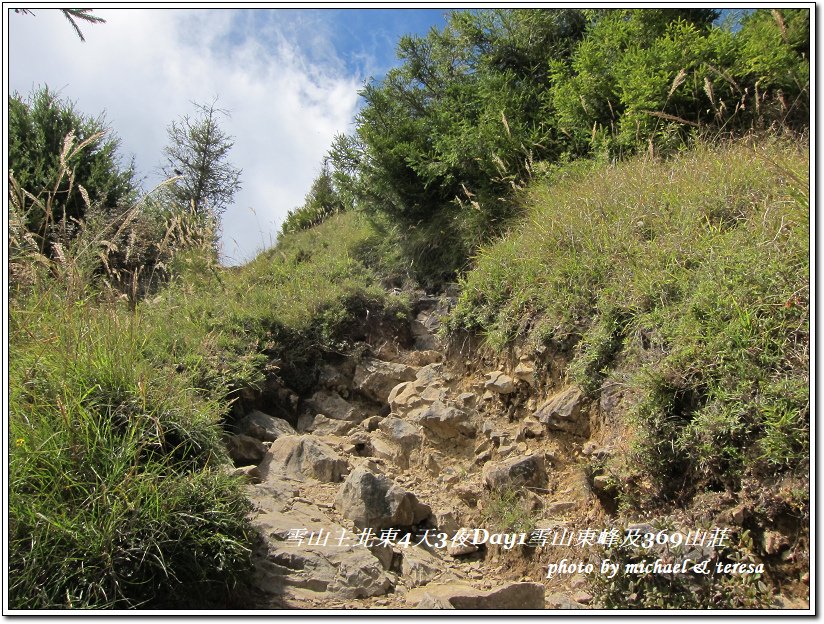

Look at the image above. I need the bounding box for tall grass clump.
[9,138,402,607]
[8,140,257,607]
[9,280,254,609]
[451,137,809,504]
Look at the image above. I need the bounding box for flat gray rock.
[261,435,349,483]
[335,464,431,529]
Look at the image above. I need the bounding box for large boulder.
[513,360,536,385]
[401,546,447,587]
[336,465,431,529]
[414,363,446,389]
[305,390,362,422]
[379,416,422,450]
[297,413,356,436]
[254,538,393,599]
[484,371,516,394]
[482,453,547,490]
[225,433,267,467]
[405,350,443,366]
[261,435,349,483]
[388,381,425,414]
[412,401,475,438]
[535,386,589,436]
[372,417,422,469]
[236,409,296,442]
[353,358,417,403]
[407,582,545,609]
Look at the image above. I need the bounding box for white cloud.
[8,8,363,264]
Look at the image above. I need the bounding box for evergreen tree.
[161,100,242,221]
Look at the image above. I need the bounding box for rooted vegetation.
[8,7,809,610]
[450,139,809,508]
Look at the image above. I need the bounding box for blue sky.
[8,7,452,264]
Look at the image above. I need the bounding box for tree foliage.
[324,8,809,284]
[280,163,344,236]
[162,100,242,221]
[14,8,106,42]
[8,86,137,248]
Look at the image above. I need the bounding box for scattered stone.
[387,381,410,405]
[572,591,593,605]
[513,361,536,385]
[406,350,443,366]
[474,450,492,465]
[474,439,493,456]
[236,409,296,442]
[456,392,476,407]
[447,541,479,557]
[497,444,515,458]
[401,546,444,587]
[306,390,362,421]
[225,433,267,467]
[298,413,356,436]
[435,511,460,537]
[335,464,431,529]
[354,358,418,403]
[479,421,506,444]
[424,453,442,475]
[546,501,578,516]
[546,593,582,609]
[407,582,545,609]
[230,464,262,484]
[762,530,789,556]
[582,441,612,458]
[520,420,545,439]
[454,484,479,506]
[262,435,349,483]
[370,436,411,469]
[379,417,423,450]
[440,467,461,486]
[369,543,395,570]
[318,546,394,598]
[412,401,475,438]
[482,454,547,490]
[420,385,447,403]
[535,386,589,437]
[484,371,516,394]
[388,381,426,415]
[570,575,588,590]
[414,363,445,388]
[362,415,383,432]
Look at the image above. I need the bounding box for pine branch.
[61,9,106,42]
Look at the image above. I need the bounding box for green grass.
[8,211,403,608]
[450,138,809,504]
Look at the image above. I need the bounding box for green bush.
[8,86,137,252]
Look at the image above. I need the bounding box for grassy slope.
[8,211,398,608]
[9,139,809,608]
[451,139,809,506]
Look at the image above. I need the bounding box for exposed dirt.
[225,289,810,611]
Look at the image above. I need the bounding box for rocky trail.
[220,290,808,610]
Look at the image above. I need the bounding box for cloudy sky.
[7,7,450,264]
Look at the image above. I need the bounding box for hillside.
[8,138,809,610]
[7,7,809,612]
